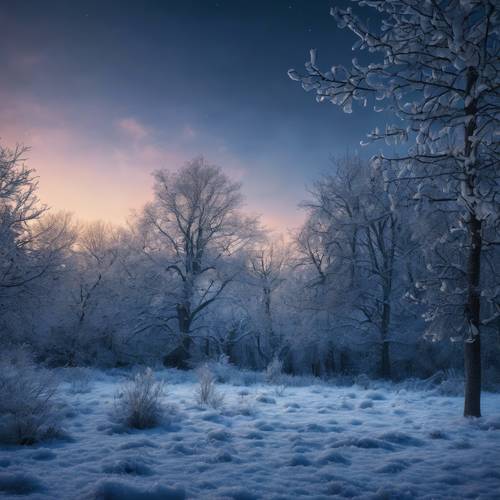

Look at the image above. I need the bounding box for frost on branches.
[289,0,499,417]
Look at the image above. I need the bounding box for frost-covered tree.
[246,237,289,362]
[299,156,419,378]
[0,145,46,298]
[55,222,122,365]
[139,157,260,368]
[0,144,74,344]
[289,0,499,416]
[75,222,119,326]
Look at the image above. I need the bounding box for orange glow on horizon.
[0,107,304,233]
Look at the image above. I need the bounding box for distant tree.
[246,237,288,362]
[53,221,122,365]
[299,156,417,378]
[139,157,260,368]
[0,144,74,344]
[76,222,119,325]
[0,145,46,292]
[289,0,500,415]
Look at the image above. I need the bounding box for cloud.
[0,93,301,233]
[0,100,185,225]
[116,117,148,141]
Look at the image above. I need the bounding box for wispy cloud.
[115,117,149,141]
[0,94,303,231]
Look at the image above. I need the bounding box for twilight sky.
[0,0,383,230]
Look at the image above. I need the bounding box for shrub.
[113,368,165,429]
[273,384,287,397]
[265,357,283,384]
[396,370,464,396]
[195,365,224,409]
[235,394,256,416]
[206,354,235,384]
[0,348,60,445]
[354,373,371,390]
[433,369,464,397]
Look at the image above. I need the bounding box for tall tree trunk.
[255,332,268,367]
[163,303,192,369]
[463,66,481,417]
[324,344,336,375]
[225,327,237,364]
[380,216,395,379]
[349,228,358,286]
[464,214,482,417]
[340,350,349,373]
[178,303,192,367]
[380,309,391,379]
[263,286,277,359]
[380,275,392,379]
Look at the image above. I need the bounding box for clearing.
[0,369,499,499]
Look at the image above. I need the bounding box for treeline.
[1,145,498,386]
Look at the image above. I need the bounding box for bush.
[0,348,60,445]
[195,365,224,409]
[206,354,235,384]
[395,370,464,396]
[433,369,464,397]
[113,368,165,429]
[265,357,283,384]
[354,373,371,390]
[273,384,287,397]
[234,394,256,416]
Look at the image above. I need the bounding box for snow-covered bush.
[397,373,443,393]
[195,365,224,409]
[113,368,165,429]
[433,369,464,397]
[0,348,60,445]
[354,374,371,390]
[396,370,464,396]
[273,384,287,397]
[206,354,236,384]
[265,357,283,384]
[234,394,256,416]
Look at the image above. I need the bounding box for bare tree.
[299,156,416,378]
[247,237,288,361]
[139,157,260,368]
[0,145,46,291]
[54,221,121,365]
[0,144,75,343]
[75,221,120,327]
[289,0,499,416]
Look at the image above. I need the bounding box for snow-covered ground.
[1,370,499,500]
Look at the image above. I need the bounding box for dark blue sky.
[0,0,383,229]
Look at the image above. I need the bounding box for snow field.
[0,370,499,499]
